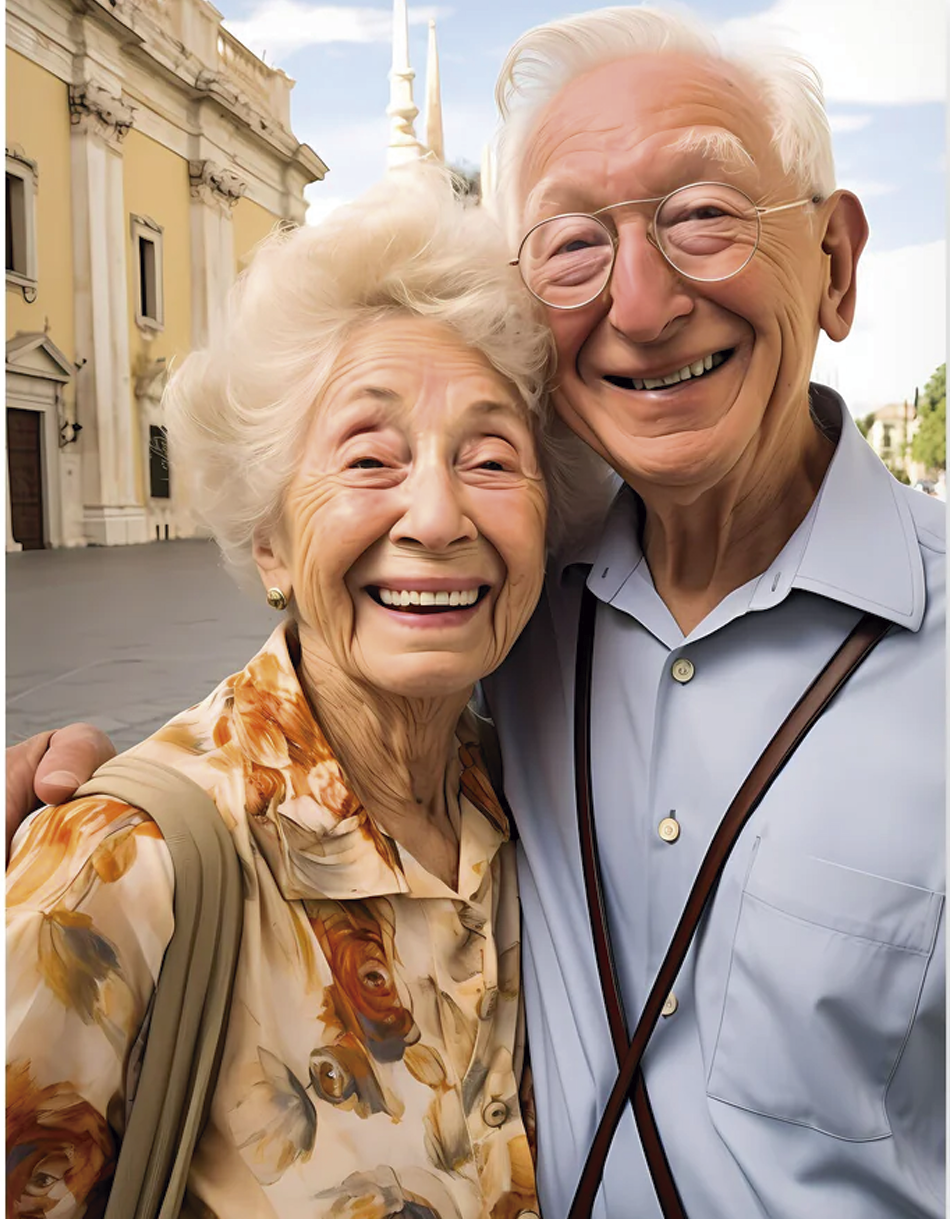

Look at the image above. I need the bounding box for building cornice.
[8,0,325,192]
[189,158,247,208]
[68,80,135,145]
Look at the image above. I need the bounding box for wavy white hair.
[164,163,610,586]
[491,4,836,245]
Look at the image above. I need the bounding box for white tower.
[387,0,424,167]
[424,19,444,162]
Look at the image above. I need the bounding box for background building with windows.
[6,0,326,549]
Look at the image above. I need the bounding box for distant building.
[862,400,931,487]
[386,0,443,170]
[6,0,327,550]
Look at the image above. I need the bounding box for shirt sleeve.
[6,795,175,1218]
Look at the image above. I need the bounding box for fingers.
[34,723,117,806]
[6,730,55,859]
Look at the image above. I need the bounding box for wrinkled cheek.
[292,546,354,655]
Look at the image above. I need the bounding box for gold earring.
[266,587,288,612]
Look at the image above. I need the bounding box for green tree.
[911,363,946,472]
[856,412,875,439]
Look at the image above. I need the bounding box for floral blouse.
[7,623,540,1219]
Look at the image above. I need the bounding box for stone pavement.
[7,539,275,753]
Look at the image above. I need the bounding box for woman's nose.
[390,467,477,551]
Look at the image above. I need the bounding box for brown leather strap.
[574,586,686,1215]
[570,586,891,1218]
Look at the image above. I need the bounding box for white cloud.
[719,0,945,105]
[812,240,945,412]
[834,178,897,198]
[304,187,350,226]
[225,2,451,62]
[828,113,872,134]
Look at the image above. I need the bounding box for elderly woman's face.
[260,317,547,699]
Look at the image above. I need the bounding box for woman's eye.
[478,459,508,472]
[348,457,386,470]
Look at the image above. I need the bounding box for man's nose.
[390,466,477,551]
[606,223,694,342]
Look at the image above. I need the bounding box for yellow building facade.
[6,0,326,549]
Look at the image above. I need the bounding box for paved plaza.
[7,540,275,753]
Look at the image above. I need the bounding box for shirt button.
[482,1099,509,1127]
[658,816,680,843]
[516,1212,541,1219]
[671,657,695,684]
[661,992,679,1018]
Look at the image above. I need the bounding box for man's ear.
[252,527,292,599]
[818,190,869,343]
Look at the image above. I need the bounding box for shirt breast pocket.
[706,839,943,1140]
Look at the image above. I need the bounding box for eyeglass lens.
[519,183,761,307]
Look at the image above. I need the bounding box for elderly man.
[479,7,944,1219]
[8,7,944,1218]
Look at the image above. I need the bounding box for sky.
[221,0,945,414]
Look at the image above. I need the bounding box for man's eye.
[349,457,386,469]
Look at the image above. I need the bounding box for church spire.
[387,0,424,167]
[424,18,444,162]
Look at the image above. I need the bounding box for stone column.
[69,80,147,545]
[189,159,245,347]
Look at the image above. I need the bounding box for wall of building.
[5,48,75,388]
[122,129,193,501]
[232,194,281,273]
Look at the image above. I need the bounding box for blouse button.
[516,1212,541,1219]
[671,657,695,684]
[482,1099,509,1127]
[658,816,680,843]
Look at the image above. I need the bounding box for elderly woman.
[6,167,593,1219]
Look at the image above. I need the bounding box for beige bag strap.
[74,755,243,1219]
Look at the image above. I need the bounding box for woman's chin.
[360,654,486,703]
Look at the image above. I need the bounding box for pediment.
[6,331,74,383]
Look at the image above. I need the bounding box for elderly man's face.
[519,53,859,495]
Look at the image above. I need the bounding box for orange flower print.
[6,1061,115,1218]
[311,902,420,1062]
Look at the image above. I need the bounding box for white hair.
[164,163,609,586]
[491,4,836,245]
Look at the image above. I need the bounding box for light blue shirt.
[486,387,945,1219]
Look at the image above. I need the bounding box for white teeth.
[623,351,727,390]
[378,587,480,608]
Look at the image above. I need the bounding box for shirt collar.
[556,384,927,633]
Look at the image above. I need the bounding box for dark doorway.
[7,408,45,549]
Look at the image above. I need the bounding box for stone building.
[6,0,326,549]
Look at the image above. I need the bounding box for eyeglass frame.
[509,181,823,310]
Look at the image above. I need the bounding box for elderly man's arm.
[6,725,116,857]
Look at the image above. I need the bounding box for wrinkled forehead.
[519,52,782,218]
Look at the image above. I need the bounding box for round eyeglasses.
[511,181,820,310]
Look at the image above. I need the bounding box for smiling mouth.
[604,348,735,392]
[368,585,490,614]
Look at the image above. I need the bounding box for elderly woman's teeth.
[378,588,480,609]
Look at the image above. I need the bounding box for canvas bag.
[72,755,244,1219]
